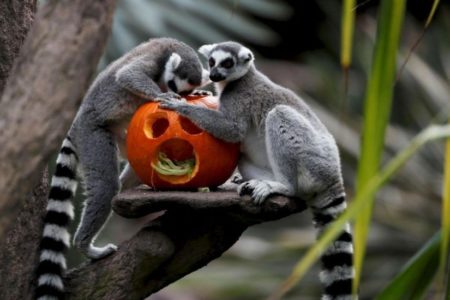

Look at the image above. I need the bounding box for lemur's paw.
[238,180,254,196]
[251,181,272,205]
[87,243,118,260]
[158,99,187,111]
[154,91,182,102]
[192,90,213,97]
[238,179,270,205]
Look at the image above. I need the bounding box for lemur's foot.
[86,243,118,260]
[191,90,213,97]
[154,91,182,102]
[238,179,271,205]
[231,173,244,184]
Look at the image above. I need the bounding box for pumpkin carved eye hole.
[179,116,202,135]
[144,113,169,139]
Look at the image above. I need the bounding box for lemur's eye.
[220,58,234,69]
[208,58,215,67]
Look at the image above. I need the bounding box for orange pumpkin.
[126,94,240,189]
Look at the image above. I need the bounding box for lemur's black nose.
[210,73,225,82]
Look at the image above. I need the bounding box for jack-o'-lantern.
[126,94,240,189]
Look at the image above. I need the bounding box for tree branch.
[0,0,116,239]
[65,188,307,299]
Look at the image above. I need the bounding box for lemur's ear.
[201,69,211,86]
[167,53,182,70]
[238,47,254,63]
[198,44,217,58]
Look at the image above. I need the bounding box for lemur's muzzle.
[210,70,225,82]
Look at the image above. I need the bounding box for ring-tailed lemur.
[160,42,355,300]
[35,38,209,300]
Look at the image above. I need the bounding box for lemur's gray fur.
[160,41,355,300]
[35,38,208,300]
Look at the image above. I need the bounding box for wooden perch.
[65,187,307,299]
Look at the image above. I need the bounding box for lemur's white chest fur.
[241,126,269,167]
[239,125,275,181]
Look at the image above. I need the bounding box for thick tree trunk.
[0,170,48,300]
[0,0,36,94]
[0,0,116,239]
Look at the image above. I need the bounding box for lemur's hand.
[191,90,213,97]
[154,91,182,102]
[158,98,189,111]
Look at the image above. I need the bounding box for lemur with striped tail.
[160,41,356,300]
[35,38,209,300]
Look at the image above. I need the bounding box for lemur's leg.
[239,105,303,204]
[74,127,119,259]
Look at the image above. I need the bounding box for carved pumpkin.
[126,94,240,189]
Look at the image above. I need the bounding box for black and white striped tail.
[312,196,355,300]
[35,137,78,300]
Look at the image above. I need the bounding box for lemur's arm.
[115,57,162,100]
[160,101,246,143]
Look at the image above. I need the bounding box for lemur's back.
[221,66,330,137]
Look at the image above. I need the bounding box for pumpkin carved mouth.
[151,138,199,184]
[143,113,201,184]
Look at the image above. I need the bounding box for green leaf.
[340,0,355,70]
[376,232,441,300]
[425,0,441,28]
[353,0,406,293]
[340,0,355,98]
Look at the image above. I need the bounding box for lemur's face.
[163,53,209,96]
[198,43,254,83]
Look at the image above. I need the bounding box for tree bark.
[0,0,36,94]
[0,0,116,239]
[0,169,48,300]
[65,188,307,299]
